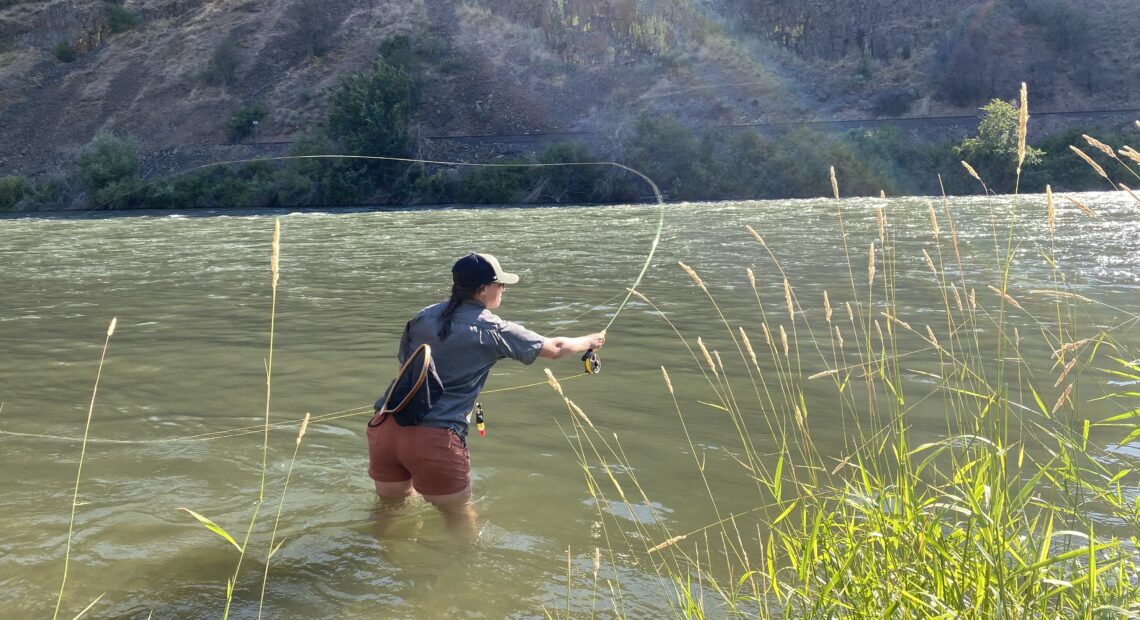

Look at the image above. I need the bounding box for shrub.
[227,105,266,142]
[78,132,138,190]
[1020,127,1127,193]
[52,41,76,63]
[954,98,1044,193]
[400,167,458,204]
[327,58,418,157]
[275,134,369,206]
[0,175,31,211]
[202,36,240,86]
[455,160,534,204]
[532,141,603,203]
[623,114,712,201]
[871,87,915,117]
[77,132,145,208]
[104,2,140,34]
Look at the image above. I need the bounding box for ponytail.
[438,283,480,340]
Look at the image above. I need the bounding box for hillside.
[1,0,1136,184]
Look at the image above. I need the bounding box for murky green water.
[1,194,1137,617]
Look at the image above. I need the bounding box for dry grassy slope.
[0,0,424,177]
[0,0,1135,180]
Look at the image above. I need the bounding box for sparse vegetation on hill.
[0,0,1136,209]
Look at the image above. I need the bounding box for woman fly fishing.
[367,252,605,538]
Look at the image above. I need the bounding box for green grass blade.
[180,508,242,553]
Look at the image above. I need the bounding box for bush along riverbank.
[2,46,1136,212]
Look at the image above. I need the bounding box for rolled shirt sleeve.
[495,320,545,365]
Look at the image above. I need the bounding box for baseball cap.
[452,253,520,288]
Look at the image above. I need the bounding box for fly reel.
[581,349,601,375]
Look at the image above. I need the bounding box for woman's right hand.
[586,331,606,350]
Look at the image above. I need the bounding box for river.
[1,193,1137,617]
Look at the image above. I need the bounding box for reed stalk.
[53,318,116,620]
[257,412,310,619]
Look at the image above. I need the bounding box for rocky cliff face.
[0,0,1135,180]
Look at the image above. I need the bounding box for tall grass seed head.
[627,287,650,304]
[297,412,311,446]
[1070,145,1109,179]
[1120,183,1140,205]
[868,242,876,286]
[962,160,982,182]
[566,398,595,430]
[1046,185,1055,233]
[783,278,794,320]
[678,261,705,290]
[823,290,832,322]
[746,225,766,247]
[739,327,758,368]
[1082,134,1115,158]
[829,166,839,200]
[1017,82,1028,170]
[779,325,788,357]
[1055,357,1078,387]
[107,317,117,336]
[925,325,940,351]
[1064,195,1097,218]
[660,366,675,395]
[808,368,838,380]
[697,337,718,376]
[1052,383,1074,414]
[544,367,564,395]
[922,248,936,273]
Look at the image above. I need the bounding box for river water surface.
[1,194,1137,618]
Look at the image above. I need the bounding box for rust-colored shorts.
[367,415,470,497]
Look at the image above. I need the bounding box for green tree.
[954,99,1043,193]
[327,58,418,158]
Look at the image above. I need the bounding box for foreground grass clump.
[552,108,1140,615]
[553,205,1140,616]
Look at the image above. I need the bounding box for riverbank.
[2,109,1135,213]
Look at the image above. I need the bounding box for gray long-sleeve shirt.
[391,300,545,439]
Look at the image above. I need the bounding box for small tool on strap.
[475,401,486,437]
